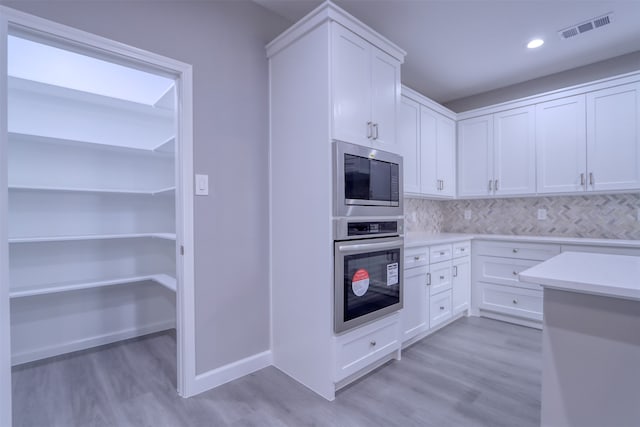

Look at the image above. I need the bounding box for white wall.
[0,0,290,374]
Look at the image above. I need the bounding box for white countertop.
[404,232,640,249]
[519,251,640,301]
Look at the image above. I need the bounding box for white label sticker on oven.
[351,269,370,297]
[387,263,399,286]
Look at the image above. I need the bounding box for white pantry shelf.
[8,233,176,244]
[10,274,177,298]
[8,185,176,195]
[8,132,175,156]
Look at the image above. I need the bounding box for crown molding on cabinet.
[266,0,406,62]
[402,85,457,121]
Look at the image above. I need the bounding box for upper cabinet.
[400,89,456,198]
[536,95,587,194]
[586,82,640,192]
[458,106,536,198]
[536,82,640,194]
[332,23,402,154]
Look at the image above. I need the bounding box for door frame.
[0,7,197,425]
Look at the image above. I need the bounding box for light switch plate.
[195,174,209,196]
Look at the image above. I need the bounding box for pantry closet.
[6,34,178,365]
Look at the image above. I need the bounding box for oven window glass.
[344,154,399,203]
[343,248,401,322]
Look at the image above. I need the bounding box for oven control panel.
[334,217,403,240]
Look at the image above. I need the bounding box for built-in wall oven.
[333,141,404,334]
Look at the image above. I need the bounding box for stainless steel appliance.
[333,218,403,333]
[333,141,403,217]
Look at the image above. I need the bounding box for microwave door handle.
[338,240,402,253]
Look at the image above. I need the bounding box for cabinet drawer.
[430,244,452,263]
[404,247,429,269]
[453,241,471,258]
[476,255,542,291]
[478,282,542,321]
[335,314,400,381]
[474,240,560,261]
[430,290,452,328]
[429,260,452,296]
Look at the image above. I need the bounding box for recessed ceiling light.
[527,38,544,49]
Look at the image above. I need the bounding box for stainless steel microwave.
[333,141,403,217]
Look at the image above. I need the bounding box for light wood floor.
[12,316,541,426]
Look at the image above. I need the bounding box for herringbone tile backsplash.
[405,194,640,240]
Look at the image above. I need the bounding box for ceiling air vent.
[558,12,614,40]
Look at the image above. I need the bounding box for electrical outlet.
[464,210,472,220]
[537,208,547,221]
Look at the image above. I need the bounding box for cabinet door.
[371,47,401,153]
[458,115,493,197]
[452,256,470,315]
[587,82,640,192]
[401,266,429,342]
[419,105,438,195]
[399,97,421,194]
[536,95,587,194]
[494,106,536,195]
[437,115,456,197]
[331,23,371,147]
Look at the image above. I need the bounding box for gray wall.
[445,51,640,112]
[1,0,290,374]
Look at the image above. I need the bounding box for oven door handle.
[337,240,402,253]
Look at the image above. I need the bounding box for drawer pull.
[512,271,518,276]
[513,248,519,253]
[440,306,445,310]
[460,248,465,252]
[370,340,377,347]
[439,275,445,280]
[426,273,431,286]
[512,299,518,305]
[413,256,420,261]
[439,251,445,255]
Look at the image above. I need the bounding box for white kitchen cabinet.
[420,106,455,197]
[458,106,535,197]
[332,23,401,154]
[399,96,421,194]
[452,255,470,315]
[458,115,493,197]
[401,265,430,342]
[537,84,640,194]
[399,90,455,198]
[493,106,536,195]
[586,82,640,192]
[536,95,587,194]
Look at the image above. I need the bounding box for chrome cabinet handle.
[440,306,445,310]
[439,275,445,280]
[488,180,493,191]
[494,180,499,191]
[370,340,376,346]
[367,121,373,139]
[580,173,585,186]
[414,256,420,261]
[453,265,458,277]
[512,271,518,276]
[589,172,594,186]
[373,123,379,140]
[512,248,519,253]
[512,299,518,305]
[426,273,431,286]
[439,251,445,255]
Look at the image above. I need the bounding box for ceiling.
[254,0,640,105]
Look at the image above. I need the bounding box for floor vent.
[558,12,614,40]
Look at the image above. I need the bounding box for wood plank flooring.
[12,316,541,426]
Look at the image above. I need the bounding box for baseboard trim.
[189,350,272,397]
[11,319,176,366]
